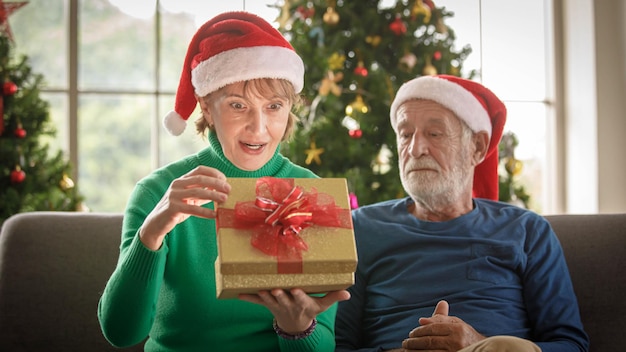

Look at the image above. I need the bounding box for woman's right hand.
[139,166,231,250]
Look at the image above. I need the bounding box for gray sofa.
[0,211,624,351]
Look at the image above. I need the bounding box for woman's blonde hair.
[195,78,301,142]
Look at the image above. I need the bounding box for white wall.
[561,0,598,213]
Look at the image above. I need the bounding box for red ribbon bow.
[254,181,313,240]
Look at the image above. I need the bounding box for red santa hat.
[163,11,305,136]
[389,74,507,200]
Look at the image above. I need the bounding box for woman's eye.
[230,102,244,109]
[268,102,283,110]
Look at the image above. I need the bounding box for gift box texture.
[215,177,357,299]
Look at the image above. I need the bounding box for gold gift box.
[215,177,357,299]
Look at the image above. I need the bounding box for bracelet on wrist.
[272,318,317,340]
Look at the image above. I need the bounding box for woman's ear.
[473,130,490,165]
[196,95,213,125]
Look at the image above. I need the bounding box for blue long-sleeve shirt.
[335,197,589,352]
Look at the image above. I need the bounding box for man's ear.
[473,131,490,165]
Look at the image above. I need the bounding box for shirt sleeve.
[522,216,589,352]
[335,212,390,352]
[336,269,382,351]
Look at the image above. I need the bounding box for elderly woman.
[98,11,349,352]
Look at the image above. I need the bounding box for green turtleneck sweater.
[97,133,333,351]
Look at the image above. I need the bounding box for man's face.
[395,99,476,203]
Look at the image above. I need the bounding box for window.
[435,0,554,213]
[12,0,554,213]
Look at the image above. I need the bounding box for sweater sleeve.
[522,216,589,352]
[97,182,169,348]
[278,302,339,351]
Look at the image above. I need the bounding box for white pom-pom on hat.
[163,11,305,136]
[163,110,187,136]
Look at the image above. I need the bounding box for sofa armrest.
[546,213,626,352]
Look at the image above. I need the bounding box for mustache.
[404,158,440,171]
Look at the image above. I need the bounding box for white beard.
[400,154,473,207]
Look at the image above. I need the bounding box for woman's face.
[199,81,292,171]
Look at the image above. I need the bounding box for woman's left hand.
[239,288,350,334]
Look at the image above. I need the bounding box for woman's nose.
[247,109,267,134]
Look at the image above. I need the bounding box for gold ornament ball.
[60,173,75,190]
[422,63,437,76]
[366,35,382,47]
[323,7,340,25]
[505,158,523,176]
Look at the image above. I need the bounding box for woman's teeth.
[245,143,262,150]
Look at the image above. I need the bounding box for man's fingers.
[418,300,450,326]
[432,300,449,316]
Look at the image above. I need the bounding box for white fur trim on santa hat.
[192,46,304,97]
[163,110,187,136]
[390,76,492,137]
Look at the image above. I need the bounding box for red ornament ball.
[10,168,26,184]
[3,81,18,95]
[389,17,407,35]
[349,129,363,138]
[296,6,315,19]
[354,66,368,77]
[14,127,26,138]
[433,51,442,61]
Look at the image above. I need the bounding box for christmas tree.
[276,0,473,207]
[498,132,531,208]
[0,1,83,226]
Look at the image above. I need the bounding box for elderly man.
[335,75,589,352]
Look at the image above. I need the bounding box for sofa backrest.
[545,213,626,352]
[0,211,624,351]
[0,211,143,351]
